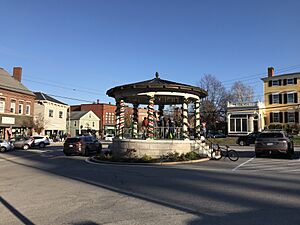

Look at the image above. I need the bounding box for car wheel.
[255,152,262,158]
[84,147,89,156]
[23,144,29,150]
[0,147,6,152]
[39,142,45,148]
[287,149,294,159]
[239,140,245,146]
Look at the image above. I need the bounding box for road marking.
[232,157,255,171]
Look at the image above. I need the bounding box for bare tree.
[229,81,254,103]
[198,74,231,131]
[33,113,47,135]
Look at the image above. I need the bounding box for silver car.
[255,130,294,158]
[0,139,14,152]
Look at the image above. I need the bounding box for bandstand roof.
[106,73,208,105]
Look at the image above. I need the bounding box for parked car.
[236,132,261,146]
[63,136,102,156]
[206,131,226,138]
[32,136,50,148]
[12,136,34,150]
[255,130,294,158]
[104,134,115,141]
[0,139,14,152]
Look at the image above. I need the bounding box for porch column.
[133,103,139,138]
[249,115,254,132]
[147,95,155,139]
[115,100,120,138]
[182,97,189,140]
[194,99,201,139]
[227,113,231,134]
[119,99,125,138]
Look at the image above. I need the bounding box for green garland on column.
[119,99,125,138]
[147,97,155,139]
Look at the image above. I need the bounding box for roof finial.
[155,72,159,79]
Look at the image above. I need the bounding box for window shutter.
[270,112,273,123]
[294,78,297,84]
[279,79,282,86]
[279,112,283,123]
[279,94,282,104]
[284,93,287,104]
[294,93,298,103]
[268,80,272,87]
[283,79,287,85]
[284,112,288,123]
[295,112,299,123]
[269,95,273,104]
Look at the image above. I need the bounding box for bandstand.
[106,73,208,159]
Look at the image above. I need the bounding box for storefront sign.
[2,117,15,125]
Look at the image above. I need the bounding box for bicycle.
[210,143,239,161]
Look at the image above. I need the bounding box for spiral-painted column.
[132,103,139,138]
[182,97,189,140]
[119,99,125,138]
[147,96,155,139]
[194,99,201,139]
[115,100,120,138]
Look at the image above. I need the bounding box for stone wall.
[112,138,211,159]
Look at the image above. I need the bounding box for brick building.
[71,103,149,137]
[0,67,35,140]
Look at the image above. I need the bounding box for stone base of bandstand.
[111,138,211,159]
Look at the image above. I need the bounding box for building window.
[59,111,63,118]
[288,112,295,123]
[272,94,280,104]
[10,102,16,113]
[287,78,294,85]
[49,109,54,117]
[18,103,23,114]
[74,121,77,126]
[287,93,295,103]
[229,115,248,132]
[92,122,95,127]
[272,80,279,86]
[273,112,280,123]
[26,105,30,115]
[0,100,5,113]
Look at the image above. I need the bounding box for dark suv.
[255,130,294,158]
[63,136,102,156]
[236,132,261,146]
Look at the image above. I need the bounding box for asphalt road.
[1,145,300,225]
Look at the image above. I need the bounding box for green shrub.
[185,151,200,160]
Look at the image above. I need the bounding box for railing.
[118,127,188,140]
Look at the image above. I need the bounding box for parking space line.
[232,157,255,171]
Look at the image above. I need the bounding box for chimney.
[268,67,274,77]
[13,67,22,82]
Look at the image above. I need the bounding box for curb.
[89,156,210,166]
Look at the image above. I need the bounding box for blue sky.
[1,0,300,105]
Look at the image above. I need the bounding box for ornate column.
[132,103,139,138]
[119,99,125,138]
[194,99,201,139]
[147,95,155,139]
[115,100,120,138]
[182,97,189,140]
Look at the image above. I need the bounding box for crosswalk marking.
[234,157,300,173]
